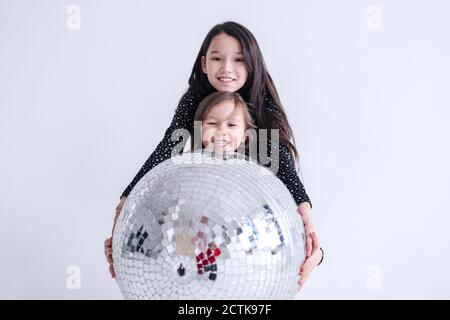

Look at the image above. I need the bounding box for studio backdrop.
[0,0,449,299]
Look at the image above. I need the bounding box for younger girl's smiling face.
[202,99,247,153]
[201,33,248,92]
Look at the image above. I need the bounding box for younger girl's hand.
[104,196,127,279]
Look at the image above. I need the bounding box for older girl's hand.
[298,232,322,288]
[297,202,323,288]
[104,196,127,279]
[104,237,115,278]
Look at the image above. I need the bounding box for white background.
[1,0,449,299]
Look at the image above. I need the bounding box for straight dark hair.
[188,21,301,169]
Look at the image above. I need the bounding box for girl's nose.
[216,129,227,136]
[215,126,228,136]
[221,58,233,72]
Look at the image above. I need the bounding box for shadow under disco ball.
[112,150,306,300]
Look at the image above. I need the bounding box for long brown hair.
[188,21,301,169]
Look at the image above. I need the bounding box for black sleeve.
[262,96,313,208]
[274,142,312,208]
[120,87,200,199]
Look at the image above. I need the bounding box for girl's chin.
[213,83,242,93]
[205,145,234,153]
[214,146,233,152]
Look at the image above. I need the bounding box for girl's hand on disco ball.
[298,232,322,288]
[104,237,116,278]
[105,196,127,279]
[297,203,314,257]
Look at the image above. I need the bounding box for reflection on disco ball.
[113,151,305,300]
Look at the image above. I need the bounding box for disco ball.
[112,150,306,300]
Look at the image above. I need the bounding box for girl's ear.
[243,129,255,150]
[242,130,249,145]
[201,56,207,74]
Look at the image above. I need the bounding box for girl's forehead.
[208,34,242,53]
[205,100,245,119]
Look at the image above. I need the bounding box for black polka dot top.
[121,87,312,208]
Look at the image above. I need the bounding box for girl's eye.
[207,122,216,125]
[211,57,221,61]
[235,58,244,62]
[228,124,237,127]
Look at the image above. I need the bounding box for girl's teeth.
[219,77,234,82]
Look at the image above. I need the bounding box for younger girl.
[105,22,323,287]
[191,91,255,155]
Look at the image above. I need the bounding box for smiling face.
[201,99,247,153]
[201,33,248,92]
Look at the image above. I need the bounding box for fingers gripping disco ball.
[113,151,306,300]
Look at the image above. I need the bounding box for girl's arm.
[120,87,200,199]
[271,141,312,209]
[262,95,312,209]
